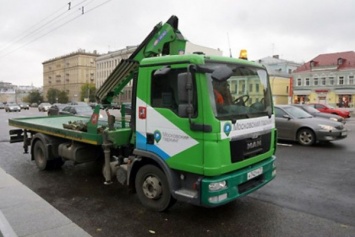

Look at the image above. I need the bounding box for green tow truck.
[9,16,277,211]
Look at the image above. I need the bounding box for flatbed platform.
[9,115,105,145]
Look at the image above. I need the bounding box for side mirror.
[177,72,193,103]
[283,114,291,120]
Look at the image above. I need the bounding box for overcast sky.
[1,0,354,87]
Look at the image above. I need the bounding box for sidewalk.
[0,167,91,237]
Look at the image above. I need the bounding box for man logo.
[246,139,262,150]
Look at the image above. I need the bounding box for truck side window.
[151,68,196,117]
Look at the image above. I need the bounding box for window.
[151,68,196,117]
[321,77,326,86]
[249,84,253,92]
[313,78,318,86]
[305,78,309,86]
[339,76,344,85]
[297,78,301,86]
[349,75,354,85]
[329,77,334,85]
[256,83,259,92]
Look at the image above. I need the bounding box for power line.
[0,1,88,53]
[0,0,111,59]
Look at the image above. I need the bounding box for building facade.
[257,55,301,105]
[42,49,100,102]
[292,51,355,107]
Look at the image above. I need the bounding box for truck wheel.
[33,140,65,170]
[33,140,48,170]
[135,165,176,211]
[297,128,315,146]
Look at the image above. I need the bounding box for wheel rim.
[35,144,46,167]
[142,176,162,200]
[299,130,313,145]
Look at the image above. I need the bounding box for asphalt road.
[1,108,355,237]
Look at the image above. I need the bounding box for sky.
[0,0,354,87]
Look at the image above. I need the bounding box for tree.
[80,83,96,102]
[46,88,69,104]
[23,90,43,104]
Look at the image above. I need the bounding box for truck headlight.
[319,124,334,131]
[208,181,227,191]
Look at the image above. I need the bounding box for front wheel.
[297,128,315,146]
[135,165,176,212]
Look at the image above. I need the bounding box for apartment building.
[42,49,100,102]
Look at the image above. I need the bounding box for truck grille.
[230,132,271,163]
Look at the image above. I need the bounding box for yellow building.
[257,55,301,105]
[42,49,100,102]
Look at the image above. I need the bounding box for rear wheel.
[33,140,64,170]
[135,165,176,211]
[297,128,315,146]
[33,140,48,170]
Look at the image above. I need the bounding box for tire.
[135,165,176,212]
[33,140,64,170]
[297,128,315,146]
[33,140,48,170]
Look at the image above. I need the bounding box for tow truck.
[9,15,277,211]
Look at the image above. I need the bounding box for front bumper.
[316,130,347,141]
[200,156,276,207]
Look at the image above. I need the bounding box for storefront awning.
[293,90,312,95]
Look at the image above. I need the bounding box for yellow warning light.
[239,49,248,60]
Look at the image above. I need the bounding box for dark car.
[59,105,93,116]
[0,102,5,109]
[308,103,350,118]
[121,102,132,115]
[275,105,347,146]
[292,104,345,124]
[19,103,30,110]
[47,103,67,116]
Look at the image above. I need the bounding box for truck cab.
[126,53,276,209]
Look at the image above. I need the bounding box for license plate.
[247,167,263,180]
[341,131,347,136]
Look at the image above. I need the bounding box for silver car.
[5,103,21,112]
[275,105,347,146]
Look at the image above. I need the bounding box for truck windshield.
[206,63,273,120]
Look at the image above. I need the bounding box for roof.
[294,51,355,73]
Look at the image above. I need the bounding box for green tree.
[58,90,69,103]
[80,83,96,102]
[46,88,69,104]
[24,90,43,104]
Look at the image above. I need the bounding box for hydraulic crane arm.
[96,15,187,105]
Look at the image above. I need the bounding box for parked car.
[308,103,350,118]
[38,103,52,112]
[30,103,38,108]
[59,105,93,116]
[5,103,21,112]
[275,105,347,146]
[47,103,67,116]
[0,102,5,109]
[121,102,132,115]
[19,103,30,110]
[111,103,120,109]
[292,104,345,124]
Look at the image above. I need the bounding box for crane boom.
[96,15,187,104]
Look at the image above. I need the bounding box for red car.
[308,103,350,118]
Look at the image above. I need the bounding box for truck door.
[136,66,202,168]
